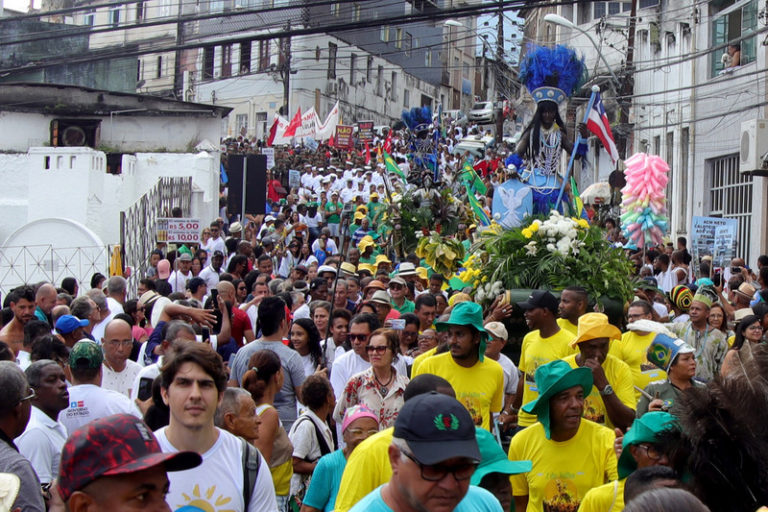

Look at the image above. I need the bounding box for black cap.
[516,290,559,314]
[212,250,225,258]
[393,392,480,465]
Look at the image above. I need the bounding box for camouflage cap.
[68,340,103,369]
[58,414,201,501]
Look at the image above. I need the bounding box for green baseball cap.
[617,411,678,479]
[69,340,103,369]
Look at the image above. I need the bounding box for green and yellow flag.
[460,161,487,196]
[382,150,407,184]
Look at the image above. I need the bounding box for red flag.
[284,107,302,137]
[364,140,371,164]
[586,92,619,163]
[329,134,335,147]
[383,129,393,153]
[267,116,279,146]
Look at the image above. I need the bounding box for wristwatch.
[599,384,614,396]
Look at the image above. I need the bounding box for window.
[258,40,270,71]
[350,53,357,83]
[330,2,338,15]
[708,154,753,261]
[680,127,690,226]
[160,0,171,17]
[136,59,142,81]
[240,42,251,73]
[395,28,403,48]
[328,42,337,79]
[639,0,659,7]
[156,56,163,78]
[404,32,413,57]
[108,6,120,27]
[83,9,94,25]
[136,1,145,21]
[366,56,373,81]
[390,72,398,100]
[665,131,674,204]
[579,1,631,23]
[235,114,248,134]
[221,44,232,78]
[210,0,224,12]
[404,89,410,107]
[380,26,389,42]
[425,49,432,67]
[203,46,215,79]
[376,65,383,96]
[353,3,361,21]
[710,0,757,77]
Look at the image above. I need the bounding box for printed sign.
[691,216,739,272]
[288,169,301,188]
[262,148,275,169]
[336,125,354,149]
[357,120,374,142]
[156,218,201,243]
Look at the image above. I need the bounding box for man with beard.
[0,286,36,357]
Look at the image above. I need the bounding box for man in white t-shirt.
[60,340,141,434]
[483,321,520,432]
[100,319,141,396]
[156,343,277,512]
[199,250,225,290]
[130,321,197,402]
[203,222,227,255]
[169,253,194,294]
[105,276,126,317]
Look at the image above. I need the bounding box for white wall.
[0,111,223,153]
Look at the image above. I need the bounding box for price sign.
[157,218,201,243]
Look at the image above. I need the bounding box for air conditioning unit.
[739,119,768,174]
[326,82,337,95]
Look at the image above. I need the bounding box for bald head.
[217,281,236,302]
[36,284,58,315]
[102,318,133,369]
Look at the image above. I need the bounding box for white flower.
[476,288,486,302]
[556,238,571,256]
[546,243,556,253]
[525,241,538,256]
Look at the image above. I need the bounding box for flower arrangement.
[470,210,635,304]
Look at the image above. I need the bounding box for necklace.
[373,370,394,397]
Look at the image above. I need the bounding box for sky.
[3,0,39,14]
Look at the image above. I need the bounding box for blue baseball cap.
[55,314,89,334]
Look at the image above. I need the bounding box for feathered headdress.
[401,106,433,137]
[519,44,587,105]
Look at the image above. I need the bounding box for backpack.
[241,437,262,508]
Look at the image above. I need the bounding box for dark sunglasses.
[347,333,368,342]
[365,345,389,354]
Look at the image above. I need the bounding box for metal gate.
[121,177,192,298]
[708,154,753,263]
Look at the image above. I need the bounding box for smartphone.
[202,327,210,343]
[389,319,406,330]
[210,288,219,310]
[137,377,154,401]
[731,266,741,274]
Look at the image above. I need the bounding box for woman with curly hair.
[290,317,324,377]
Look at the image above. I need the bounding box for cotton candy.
[620,153,669,248]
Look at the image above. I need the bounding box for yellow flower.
[529,222,539,232]
[577,218,589,229]
[522,228,533,239]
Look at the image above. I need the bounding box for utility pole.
[617,0,637,159]
[281,21,291,116]
[495,0,504,140]
[173,0,184,99]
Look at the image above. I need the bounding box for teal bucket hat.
[435,301,489,361]
[521,360,593,439]
[617,411,678,479]
[471,428,532,485]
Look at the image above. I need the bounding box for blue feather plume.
[401,106,433,132]
[519,44,587,98]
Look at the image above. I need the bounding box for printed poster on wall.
[156,218,201,243]
[691,216,739,273]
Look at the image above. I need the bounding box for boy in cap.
[412,302,504,430]
[57,413,202,511]
[54,314,89,347]
[562,313,636,430]
[508,360,617,512]
[349,392,502,512]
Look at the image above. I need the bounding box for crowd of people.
[1,140,768,512]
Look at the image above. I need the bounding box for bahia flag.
[586,92,619,164]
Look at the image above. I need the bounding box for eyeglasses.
[636,443,664,461]
[627,313,646,321]
[389,284,403,290]
[365,345,389,354]
[747,325,764,331]
[18,388,36,404]
[348,333,369,342]
[346,428,379,437]
[106,340,133,347]
[401,450,477,482]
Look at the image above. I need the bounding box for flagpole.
[555,85,600,212]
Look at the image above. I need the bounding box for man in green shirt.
[389,276,415,314]
[324,191,343,238]
[366,193,386,229]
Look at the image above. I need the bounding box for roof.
[0,82,232,118]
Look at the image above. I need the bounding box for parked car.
[468,101,496,124]
[441,110,468,127]
[451,134,496,158]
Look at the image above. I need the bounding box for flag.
[570,175,587,220]
[466,192,491,226]
[460,161,487,196]
[267,115,279,146]
[382,150,406,183]
[586,92,619,163]
[284,107,302,137]
[383,129,393,153]
[316,101,339,141]
[365,140,371,165]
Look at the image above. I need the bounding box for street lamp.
[543,13,619,84]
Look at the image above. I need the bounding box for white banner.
[270,115,293,146]
[299,107,318,138]
[316,101,340,141]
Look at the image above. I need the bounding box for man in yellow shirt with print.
[412,301,504,431]
[508,359,618,512]
[579,411,679,512]
[512,290,577,428]
[563,313,636,431]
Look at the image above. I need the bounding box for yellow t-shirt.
[412,352,504,430]
[334,427,394,512]
[562,354,636,430]
[609,331,667,403]
[557,318,579,337]
[410,346,438,375]
[578,479,625,512]
[508,420,618,512]
[518,329,577,426]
